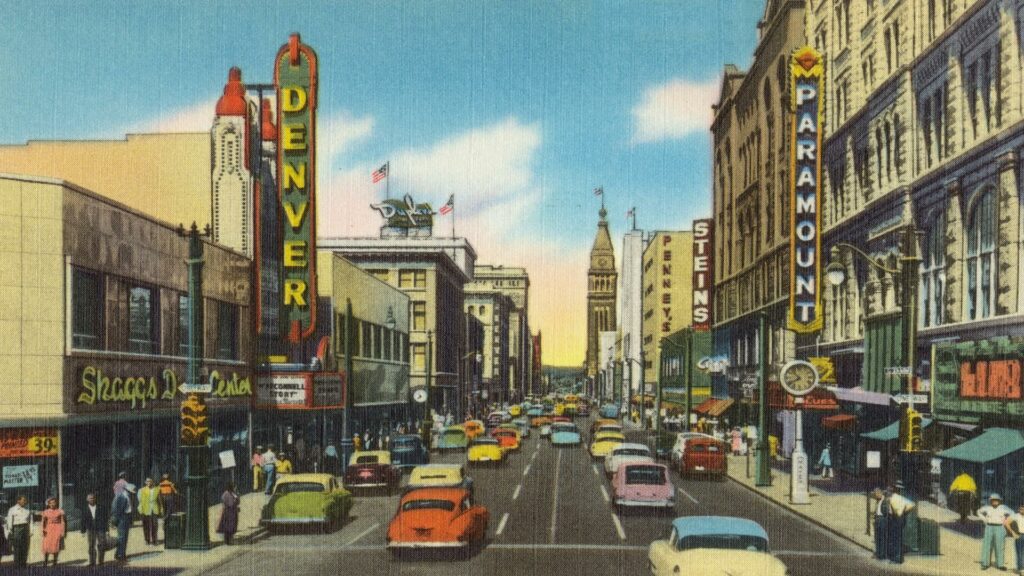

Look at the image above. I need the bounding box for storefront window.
[217,301,239,360]
[72,268,103,350]
[128,285,158,354]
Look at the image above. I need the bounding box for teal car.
[261,473,353,532]
[512,417,531,438]
[436,425,469,451]
[551,422,581,447]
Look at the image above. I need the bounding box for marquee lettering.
[692,219,714,331]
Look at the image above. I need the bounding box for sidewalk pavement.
[16,492,267,575]
[726,454,1008,575]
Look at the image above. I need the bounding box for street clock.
[779,360,819,397]
[413,388,428,403]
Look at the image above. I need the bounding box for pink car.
[612,462,674,512]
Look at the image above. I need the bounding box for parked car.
[436,425,469,451]
[669,432,718,468]
[260,473,353,532]
[604,443,654,478]
[647,516,787,576]
[612,462,674,512]
[390,434,429,472]
[550,422,581,447]
[680,437,727,479]
[343,450,402,494]
[406,464,474,495]
[386,488,489,555]
[467,437,505,465]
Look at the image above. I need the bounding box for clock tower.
[586,205,618,378]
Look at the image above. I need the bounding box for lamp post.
[755,312,771,487]
[421,330,434,450]
[339,298,356,473]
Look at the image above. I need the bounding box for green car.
[261,473,353,532]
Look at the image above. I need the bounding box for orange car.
[531,415,552,428]
[386,487,489,554]
[491,428,521,451]
[463,420,485,441]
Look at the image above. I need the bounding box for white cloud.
[122,98,220,134]
[632,78,720,143]
[320,111,374,166]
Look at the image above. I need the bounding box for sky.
[0,1,764,367]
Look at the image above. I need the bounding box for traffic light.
[900,408,923,452]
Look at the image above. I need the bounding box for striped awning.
[693,398,735,417]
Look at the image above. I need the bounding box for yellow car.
[509,405,522,417]
[467,437,505,465]
[407,464,474,493]
[554,403,566,416]
[648,516,787,576]
[590,431,626,459]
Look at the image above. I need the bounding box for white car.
[648,516,787,576]
[604,443,654,478]
[540,424,552,438]
[670,432,717,468]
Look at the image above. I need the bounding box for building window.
[383,327,392,361]
[920,210,947,328]
[966,188,996,320]
[412,302,426,331]
[368,269,391,282]
[361,321,372,358]
[178,294,191,356]
[412,343,426,372]
[401,333,409,363]
[373,324,383,360]
[72,268,103,350]
[128,285,158,354]
[216,301,238,360]
[398,270,414,288]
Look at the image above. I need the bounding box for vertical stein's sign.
[276,34,319,342]
[788,46,824,333]
[692,219,713,332]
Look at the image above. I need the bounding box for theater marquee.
[788,46,824,334]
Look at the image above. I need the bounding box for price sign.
[0,429,59,458]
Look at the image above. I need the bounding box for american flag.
[626,207,634,218]
[593,186,603,196]
[372,162,389,183]
[439,194,454,216]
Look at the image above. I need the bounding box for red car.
[343,450,402,494]
[491,428,521,451]
[387,487,489,555]
[680,437,727,479]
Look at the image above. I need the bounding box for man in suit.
[80,493,109,566]
[110,484,135,562]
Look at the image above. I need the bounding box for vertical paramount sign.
[788,46,824,334]
[692,219,713,332]
[276,34,318,342]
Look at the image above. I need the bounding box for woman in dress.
[40,497,66,566]
[216,482,241,545]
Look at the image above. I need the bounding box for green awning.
[938,428,1024,464]
[860,418,933,441]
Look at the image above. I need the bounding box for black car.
[389,434,429,472]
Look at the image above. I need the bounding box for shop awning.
[938,428,1024,464]
[861,417,933,441]
[822,414,857,430]
[693,398,735,417]
[827,386,892,406]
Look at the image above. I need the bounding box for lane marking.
[345,522,380,546]
[490,543,647,551]
[495,512,510,536]
[599,484,610,502]
[531,451,538,461]
[610,513,627,541]
[677,487,699,504]
[523,464,532,476]
[549,449,563,544]
[512,484,522,500]
[592,464,600,476]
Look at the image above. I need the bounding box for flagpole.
[452,195,456,239]
[386,161,391,200]
[632,207,637,231]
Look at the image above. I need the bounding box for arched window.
[479,306,486,317]
[966,187,997,320]
[468,306,476,315]
[920,208,947,327]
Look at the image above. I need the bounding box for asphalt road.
[215,419,934,575]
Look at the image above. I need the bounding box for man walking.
[871,488,889,561]
[887,482,915,564]
[5,495,32,568]
[138,478,162,545]
[979,493,1013,570]
[111,484,135,562]
[262,445,278,495]
[80,493,109,566]
[817,443,833,479]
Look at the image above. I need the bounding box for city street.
[215,421,924,576]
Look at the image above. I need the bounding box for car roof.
[276,473,335,484]
[413,463,461,471]
[595,432,625,440]
[613,443,650,452]
[623,461,666,470]
[400,487,470,503]
[671,516,768,540]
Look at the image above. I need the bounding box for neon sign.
[692,219,713,331]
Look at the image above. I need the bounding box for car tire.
[389,548,403,561]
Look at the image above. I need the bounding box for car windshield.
[625,466,666,485]
[552,424,577,433]
[275,482,325,495]
[402,499,456,512]
[678,534,768,553]
[393,438,419,449]
[473,438,499,446]
[614,449,650,457]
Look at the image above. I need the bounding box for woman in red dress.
[40,497,66,566]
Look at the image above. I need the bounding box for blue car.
[389,434,428,471]
[550,422,581,447]
[599,404,620,419]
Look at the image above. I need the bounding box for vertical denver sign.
[788,46,824,334]
[275,34,318,342]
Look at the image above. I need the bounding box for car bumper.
[261,517,329,525]
[387,540,469,548]
[614,498,674,508]
[346,481,390,488]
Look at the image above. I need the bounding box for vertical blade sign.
[788,46,824,334]
[692,219,713,332]
[276,34,318,342]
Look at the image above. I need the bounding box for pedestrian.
[276,453,293,476]
[949,471,978,522]
[886,482,914,564]
[324,444,340,477]
[730,428,743,455]
[216,481,241,545]
[352,433,363,452]
[979,492,1013,570]
[251,446,265,493]
[364,429,374,451]
[262,445,278,495]
[80,493,109,567]
[293,434,307,470]
[113,470,128,497]
[5,495,32,568]
[40,496,66,566]
[871,488,890,561]
[817,443,833,479]
[110,484,135,562]
[1004,503,1024,575]
[138,477,162,545]
[158,473,178,517]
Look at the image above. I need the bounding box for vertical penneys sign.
[692,219,713,332]
[275,34,318,342]
[788,46,824,334]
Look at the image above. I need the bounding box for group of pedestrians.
[254,445,295,495]
[871,482,916,565]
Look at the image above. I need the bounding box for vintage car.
[590,431,626,460]
[436,425,469,451]
[539,422,553,438]
[563,402,578,417]
[407,464,474,494]
[595,423,624,437]
[680,437,727,479]
[491,427,521,451]
[510,417,531,438]
[508,404,522,417]
[386,487,489,554]
[527,407,545,418]
[612,462,674,511]
[390,434,429,471]
[343,450,402,494]
[598,404,620,419]
[553,403,566,416]
[463,420,486,441]
[669,432,718,467]
[604,443,655,478]
[487,411,511,428]
[590,418,619,436]
[467,437,505,465]
[550,422,581,447]
[261,473,353,532]
[648,516,787,576]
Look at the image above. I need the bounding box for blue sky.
[0,1,764,364]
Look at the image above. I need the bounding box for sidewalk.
[19,492,266,575]
[726,454,999,575]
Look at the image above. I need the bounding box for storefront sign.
[73,365,252,410]
[312,373,344,408]
[276,33,319,342]
[866,451,881,469]
[768,381,838,410]
[934,338,1024,422]
[692,219,713,332]
[787,46,824,334]
[809,357,836,383]
[256,372,346,409]
[371,194,435,229]
[3,465,39,488]
[0,429,59,458]
[696,355,729,374]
